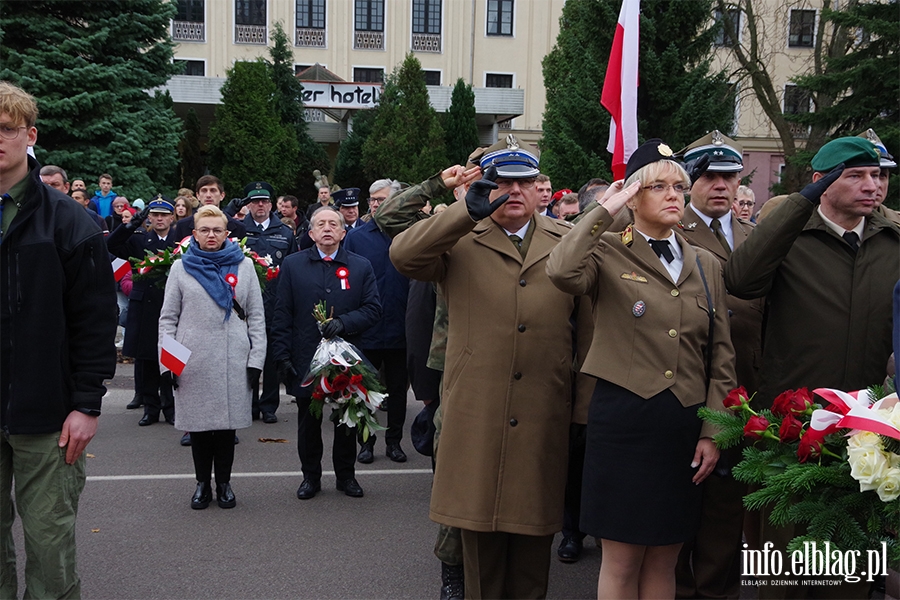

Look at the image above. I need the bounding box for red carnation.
[797,429,826,463]
[744,415,770,440]
[332,374,351,391]
[778,414,803,442]
[723,386,748,410]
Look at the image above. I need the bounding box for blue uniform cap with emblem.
[332,188,360,207]
[479,134,540,179]
[243,181,275,200]
[811,137,881,172]
[147,194,174,213]
[857,128,896,169]
[678,130,744,173]
[625,138,677,181]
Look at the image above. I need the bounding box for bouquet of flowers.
[132,236,279,288]
[301,301,386,442]
[700,385,900,563]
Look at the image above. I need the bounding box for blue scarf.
[182,239,245,320]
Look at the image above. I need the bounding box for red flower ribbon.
[225,273,238,290]
[335,266,350,290]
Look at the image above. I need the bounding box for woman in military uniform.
[546,140,736,599]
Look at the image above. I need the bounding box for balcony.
[296,27,325,48]
[172,20,205,42]
[412,33,441,53]
[354,30,384,50]
[235,24,266,45]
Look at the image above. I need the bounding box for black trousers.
[136,358,174,420]
[296,395,356,482]
[358,347,408,446]
[190,430,236,483]
[252,335,280,415]
[562,423,587,542]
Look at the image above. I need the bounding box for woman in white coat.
[159,205,266,509]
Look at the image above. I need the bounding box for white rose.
[876,467,900,502]
[848,431,881,448]
[884,405,900,430]
[848,446,890,491]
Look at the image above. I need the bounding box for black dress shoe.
[385,444,407,463]
[440,562,465,600]
[164,415,175,425]
[262,412,278,424]
[296,479,321,500]
[336,477,364,497]
[234,434,239,445]
[252,412,260,421]
[216,482,236,508]
[138,414,159,426]
[557,536,583,563]
[180,432,192,446]
[357,442,375,464]
[191,481,212,510]
[126,394,143,409]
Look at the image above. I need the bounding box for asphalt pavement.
[9,363,600,599]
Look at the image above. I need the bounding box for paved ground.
[9,364,601,599]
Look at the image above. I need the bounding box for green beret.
[811,137,880,172]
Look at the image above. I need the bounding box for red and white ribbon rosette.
[810,388,900,440]
[335,266,350,290]
[225,273,238,292]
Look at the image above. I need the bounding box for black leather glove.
[161,370,179,390]
[321,318,344,339]
[683,154,711,185]
[224,196,252,217]
[247,367,261,388]
[128,206,151,230]
[465,165,509,221]
[800,163,845,205]
[276,358,297,385]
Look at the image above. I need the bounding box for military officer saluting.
[673,131,764,599]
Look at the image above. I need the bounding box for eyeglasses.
[0,125,27,140]
[737,200,754,207]
[496,178,537,191]
[196,227,227,236]
[248,198,270,204]
[642,183,690,194]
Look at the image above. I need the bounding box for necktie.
[508,234,525,258]
[649,239,675,263]
[842,231,859,253]
[709,218,732,256]
[258,223,265,232]
[323,256,332,262]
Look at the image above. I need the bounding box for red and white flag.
[111,257,130,282]
[601,0,641,180]
[160,334,191,376]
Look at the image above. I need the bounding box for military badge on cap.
[858,128,896,169]
[677,130,744,173]
[243,181,275,200]
[479,134,540,179]
[624,139,679,181]
[332,188,360,207]
[147,194,174,213]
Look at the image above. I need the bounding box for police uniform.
[241,182,298,420]
[332,188,362,230]
[106,196,177,425]
[674,131,763,599]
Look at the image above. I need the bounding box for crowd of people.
[2,77,899,600]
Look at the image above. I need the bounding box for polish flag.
[160,334,191,376]
[111,257,130,282]
[601,0,640,180]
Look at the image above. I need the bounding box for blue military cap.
[147,194,174,213]
[332,188,360,207]
[479,134,540,178]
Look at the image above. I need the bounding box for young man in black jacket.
[0,81,117,599]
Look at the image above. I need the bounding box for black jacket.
[242,214,298,322]
[0,157,117,434]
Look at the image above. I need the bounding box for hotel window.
[487,0,513,36]
[789,9,816,48]
[175,59,205,77]
[412,0,441,35]
[296,0,325,29]
[355,0,384,31]
[783,85,811,115]
[173,0,205,42]
[485,73,513,88]
[235,0,266,44]
[423,70,441,86]
[353,68,384,83]
[713,8,740,47]
[176,0,204,23]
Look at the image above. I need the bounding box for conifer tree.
[334,108,377,193]
[363,54,447,183]
[444,79,480,165]
[207,60,299,198]
[0,0,183,199]
[541,0,734,190]
[179,108,205,189]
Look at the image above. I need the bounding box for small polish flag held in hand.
[111,257,130,282]
[160,334,192,377]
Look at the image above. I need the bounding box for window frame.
[788,8,817,48]
[782,84,812,115]
[295,0,326,30]
[353,66,386,84]
[484,72,515,88]
[176,0,205,23]
[174,58,207,77]
[412,0,441,35]
[355,0,385,32]
[486,0,514,37]
[713,7,741,47]
[423,70,442,86]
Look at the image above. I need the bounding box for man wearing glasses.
[390,135,585,598]
[674,130,764,600]
[240,181,297,423]
[1,80,117,600]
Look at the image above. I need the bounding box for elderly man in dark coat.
[107,196,178,426]
[273,207,381,499]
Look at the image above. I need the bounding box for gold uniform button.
[670,289,680,297]
[664,370,674,379]
[668,329,677,338]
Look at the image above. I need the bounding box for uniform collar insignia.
[681,221,697,230]
[621,225,634,246]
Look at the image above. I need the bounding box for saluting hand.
[800,163,845,205]
[599,180,642,217]
[465,166,509,221]
[128,206,150,230]
[441,165,482,190]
